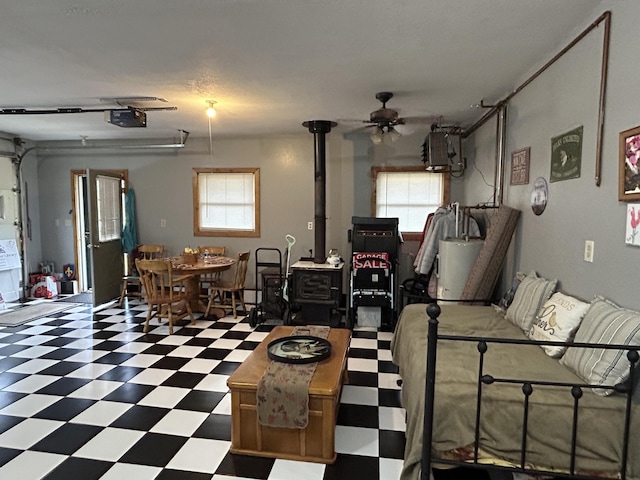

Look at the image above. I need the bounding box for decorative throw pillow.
[528,292,590,358]
[506,271,557,333]
[560,296,640,396]
[497,272,526,311]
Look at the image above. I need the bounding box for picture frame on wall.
[625,203,640,247]
[510,147,530,185]
[619,125,640,202]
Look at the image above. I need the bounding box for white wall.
[463,0,640,310]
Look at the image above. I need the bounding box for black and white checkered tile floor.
[0,297,409,480]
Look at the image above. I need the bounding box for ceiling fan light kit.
[387,126,401,142]
[362,92,407,144]
[370,127,383,144]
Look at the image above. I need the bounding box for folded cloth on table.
[257,325,330,428]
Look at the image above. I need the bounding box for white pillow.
[560,296,640,396]
[506,271,557,333]
[528,292,590,358]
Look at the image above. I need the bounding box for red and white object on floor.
[30,274,58,299]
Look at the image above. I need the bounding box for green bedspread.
[391,303,639,480]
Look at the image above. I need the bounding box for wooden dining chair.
[197,246,226,301]
[205,251,250,319]
[135,258,194,334]
[118,244,164,307]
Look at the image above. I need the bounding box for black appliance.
[348,216,402,329]
[289,260,343,326]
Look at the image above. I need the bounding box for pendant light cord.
[208,115,213,160]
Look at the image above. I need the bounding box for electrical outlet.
[584,240,594,262]
[160,219,167,228]
[307,221,313,230]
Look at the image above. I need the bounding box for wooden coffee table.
[227,326,351,464]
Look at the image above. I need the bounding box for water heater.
[436,239,484,301]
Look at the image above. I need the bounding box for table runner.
[257,325,330,428]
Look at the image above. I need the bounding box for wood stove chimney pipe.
[302,120,337,264]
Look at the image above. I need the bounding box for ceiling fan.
[346,91,433,144]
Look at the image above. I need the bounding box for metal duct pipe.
[302,120,337,264]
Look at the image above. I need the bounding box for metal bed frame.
[421,303,639,480]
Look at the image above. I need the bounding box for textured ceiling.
[0,0,603,142]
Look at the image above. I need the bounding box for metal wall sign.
[550,126,583,182]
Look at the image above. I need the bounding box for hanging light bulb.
[206,100,217,118]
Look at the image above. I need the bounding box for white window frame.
[371,166,449,241]
[96,174,122,242]
[193,168,260,237]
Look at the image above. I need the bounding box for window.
[372,166,449,241]
[95,174,122,242]
[193,168,260,237]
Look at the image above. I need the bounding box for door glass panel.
[96,175,121,242]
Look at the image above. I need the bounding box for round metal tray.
[267,335,332,364]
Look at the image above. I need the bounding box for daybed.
[391,281,640,480]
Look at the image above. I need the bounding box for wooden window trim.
[371,166,450,242]
[192,167,261,238]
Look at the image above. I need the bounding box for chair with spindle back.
[118,244,164,307]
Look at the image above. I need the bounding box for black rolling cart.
[248,248,288,327]
[347,217,402,329]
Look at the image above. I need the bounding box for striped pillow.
[506,271,557,333]
[560,297,640,396]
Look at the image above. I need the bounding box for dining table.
[168,255,236,317]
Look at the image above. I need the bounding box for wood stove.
[290,260,343,325]
[287,120,343,325]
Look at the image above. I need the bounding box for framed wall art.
[510,147,530,185]
[550,126,583,183]
[619,125,640,201]
[626,203,640,247]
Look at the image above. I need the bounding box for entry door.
[86,169,124,306]
[0,158,21,302]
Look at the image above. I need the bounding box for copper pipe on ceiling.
[463,11,612,187]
